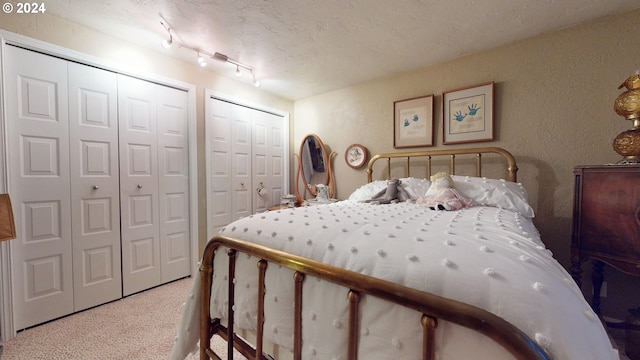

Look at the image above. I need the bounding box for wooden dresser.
[571,164,640,314]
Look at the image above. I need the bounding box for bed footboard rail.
[199,235,550,360]
[366,146,518,183]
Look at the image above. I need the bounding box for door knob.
[93,185,99,190]
[256,182,266,196]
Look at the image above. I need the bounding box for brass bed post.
[293,272,305,360]
[476,153,482,177]
[366,165,373,183]
[199,246,215,360]
[427,156,432,179]
[256,260,268,360]
[347,290,361,359]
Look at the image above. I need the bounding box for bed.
[172,147,619,360]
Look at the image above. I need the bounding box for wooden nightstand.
[571,164,640,314]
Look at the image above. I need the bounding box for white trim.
[187,83,199,278]
[0,30,199,340]
[204,89,290,240]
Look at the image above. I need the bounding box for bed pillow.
[451,175,535,218]
[348,177,430,202]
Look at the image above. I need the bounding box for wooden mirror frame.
[295,134,335,204]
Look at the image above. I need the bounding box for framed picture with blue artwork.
[393,94,434,148]
[442,81,494,145]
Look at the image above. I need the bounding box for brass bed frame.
[199,147,549,360]
[366,146,518,183]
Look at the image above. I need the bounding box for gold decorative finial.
[613,71,640,163]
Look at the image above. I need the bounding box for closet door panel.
[252,110,284,212]
[232,107,252,221]
[4,46,73,330]
[206,99,233,236]
[157,85,190,282]
[68,62,121,311]
[252,121,269,212]
[118,75,160,296]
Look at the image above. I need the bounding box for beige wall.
[294,9,640,318]
[0,13,295,252]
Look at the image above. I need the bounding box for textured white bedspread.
[172,201,618,360]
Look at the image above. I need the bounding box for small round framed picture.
[345,144,368,169]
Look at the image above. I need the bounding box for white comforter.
[172,201,618,360]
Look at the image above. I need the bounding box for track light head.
[197,54,207,67]
[235,65,242,77]
[252,72,261,87]
[160,20,173,49]
[161,34,173,49]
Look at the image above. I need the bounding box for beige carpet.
[0,277,234,360]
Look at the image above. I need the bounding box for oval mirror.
[295,134,334,202]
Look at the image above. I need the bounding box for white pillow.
[451,175,535,218]
[348,177,430,202]
[347,180,386,201]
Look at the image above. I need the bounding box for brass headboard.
[366,146,518,183]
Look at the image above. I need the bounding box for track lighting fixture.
[160,20,173,49]
[158,16,261,88]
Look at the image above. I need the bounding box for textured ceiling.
[42,0,639,100]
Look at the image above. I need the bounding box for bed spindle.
[256,260,268,360]
[475,153,482,177]
[386,158,391,180]
[347,290,361,359]
[293,272,305,360]
[449,155,456,175]
[227,249,237,359]
[422,315,438,360]
[405,157,411,178]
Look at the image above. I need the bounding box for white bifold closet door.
[118,75,191,296]
[206,97,285,237]
[4,45,191,330]
[69,62,122,312]
[5,46,121,329]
